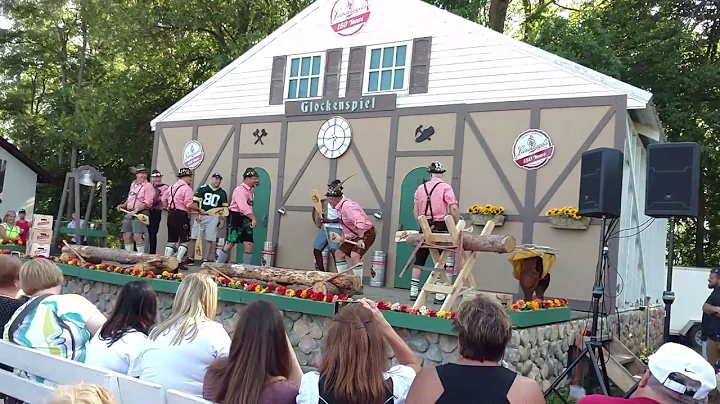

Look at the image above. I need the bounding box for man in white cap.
[578,342,716,404]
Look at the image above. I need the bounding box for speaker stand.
[663,216,676,343]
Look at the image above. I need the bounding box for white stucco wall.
[0,147,38,217]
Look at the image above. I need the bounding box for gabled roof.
[152,0,656,130]
[0,137,53,183]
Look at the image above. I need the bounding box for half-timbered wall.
[153,95,667,310]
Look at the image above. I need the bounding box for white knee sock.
[124,243,135,252]
[164,246,175,257]
[243,252,253,265]
[216,250,229,264]
[353,265,364,279]
[177,245,188,262]
[336,261,347,273]
[136,244,146,254]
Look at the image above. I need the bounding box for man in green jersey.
[189,173,228,263]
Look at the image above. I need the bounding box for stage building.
[151,0,667,310]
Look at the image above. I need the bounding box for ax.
[206,207,230,217]
[328,231,361,246]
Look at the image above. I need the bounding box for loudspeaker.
[645,142,701,218]
[578,148,624,218]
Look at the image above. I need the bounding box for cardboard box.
[31,215,53,230]
[27,243,51,257]
[464,290,514,309]
[29,229,53,244]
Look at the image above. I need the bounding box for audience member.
[16,209,29,245]
[2,259,106,379]
[86,280,158,376]
[49,383,117,404]
[406,295,544,404]
[297,298,421,404]
[139,273,230,397]
[0,255,24,331]
[0,210,22,243]
[203,300,303,404]
[579,342,716,404]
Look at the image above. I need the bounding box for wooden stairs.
[600,337,647,392]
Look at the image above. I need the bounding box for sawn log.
[404,233,516,254]
[61,245,179,270]
[199,262,363,296]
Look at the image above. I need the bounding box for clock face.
[317,116,352,159]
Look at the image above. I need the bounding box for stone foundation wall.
[64,277,663,386]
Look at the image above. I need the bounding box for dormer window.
[286,54,324,100]
[364,42,411,93]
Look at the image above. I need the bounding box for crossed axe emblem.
[253,129,268,145]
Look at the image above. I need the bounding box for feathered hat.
[326,174,355,197]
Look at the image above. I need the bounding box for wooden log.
[199,262,363,295]
[61,245,179,270]
[404,233,516,253]
[59,253,102,265]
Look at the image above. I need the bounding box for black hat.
[712,268,720,277]
[326,180,344,198]
[18,209,26,214]
[243,168,258,179]
[212,173,223,180]
[151,170,162,178]
[131,164,149,174]
[428,161,446,174]
[177,168,193,177]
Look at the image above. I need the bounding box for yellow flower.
[497,207,505,215]
[531,301,541,311]
[286,289,296,297]
[573,214,582,220]
[176,273,184,279]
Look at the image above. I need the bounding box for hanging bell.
[78,170,95,187]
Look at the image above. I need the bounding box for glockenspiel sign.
[512,129,555,170]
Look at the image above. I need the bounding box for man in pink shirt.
[148,170,169,255]
[117,164,155,253]
[325,180,376,280]
[216,167,259,265]
[578,342,716,404]
[162,168,205,268]
[410,161,461,302]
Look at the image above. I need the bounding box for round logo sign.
[330,0,371,36]
[512,129,555,170]
[182,141,205,170]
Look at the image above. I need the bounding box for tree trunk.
[404,233,516,253]
[200,263,363,296]
[489,0,510,33]
[61,245,179,270]
[695,181,706,266]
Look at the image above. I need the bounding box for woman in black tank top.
[405,296,545,404]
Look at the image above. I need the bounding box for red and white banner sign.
[182,140,205,170]
[330,0,370,36]
[512,129,555,170]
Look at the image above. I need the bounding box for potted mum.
[467,204,505,226]
[546,207,590,230]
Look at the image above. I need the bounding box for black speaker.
[578,148,624,218]
[645,142,701,218]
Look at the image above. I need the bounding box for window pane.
[310,77,319,97]
[290,59,300,77]
[368,71,379,92]
[288,79,298,99]
[393,68,405,90]
[301,57,311,76]
[380,70,393,91]
[370,49,381,69]
[396,46,407,67]
[382,47,395,68]
[312,56,322,75]
[299,78,309,98]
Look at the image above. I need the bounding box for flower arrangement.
[377,301,455,320]
[546,207,582,220]
[511,298,569,312]
[468,204,505,216]
[0,239,24,246]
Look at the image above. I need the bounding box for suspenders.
[169,183,184,211]
[422,180,443,224]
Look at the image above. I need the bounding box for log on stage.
[200,262,363,296]
[61,245,179,271]
[404,233,517,253]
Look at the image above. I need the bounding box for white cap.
[648,342,716,400]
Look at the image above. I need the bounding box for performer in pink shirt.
[410,161,461,302]
[162,168,205,268]
[216,168,260,264]
[116,164,155,253]
[325,180,376,280]
[148,170,169,255]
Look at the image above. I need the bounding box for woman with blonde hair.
[49,383,117,404]
[297,299,421,404]
[0,210,22,243]
[139,273,230,397]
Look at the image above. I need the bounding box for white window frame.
[284,52,325,101]
[363,40,413,95]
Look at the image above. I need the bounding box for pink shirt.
[163,180,194,212]
[230,183,254,216]
[152,184,168,210]
[414,177,458,221]
[578,396,659,404]
[126,180,155,210]
[336,197,373,240]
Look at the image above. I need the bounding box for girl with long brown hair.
[203,300,303,404]
[297,298,421,404]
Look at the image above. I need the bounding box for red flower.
[221,278,231,285]
[428,310,437,318]
[85,263,94,269]
[146,271,155,278]
[544,301,552,308]
[277,286,287,295]
[377,302,389,310]
[450,313,457,320]
[400,305,409,312]
[296,289,305,296]
[338,294,348,301]
[267,284,277,292]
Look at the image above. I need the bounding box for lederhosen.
[228,192,254,244]
[414,181,449,266]
[148,184,167,254]
[317,375,394,404]
[167,184,190,243]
